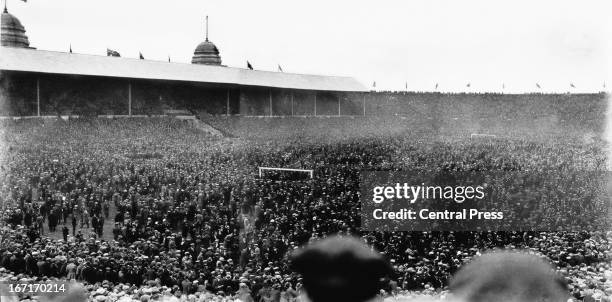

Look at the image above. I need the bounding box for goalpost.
[470,133,498,139]
[258,167,314,179]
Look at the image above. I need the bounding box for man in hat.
[62,225,69,242]
[71,214,78,235]
[257,279,273,302]
[290,235,391,302]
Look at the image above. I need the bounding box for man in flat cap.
[290,235,392,302]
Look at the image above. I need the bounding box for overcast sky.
[5,0,611,92]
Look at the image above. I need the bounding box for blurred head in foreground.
[290,235,392,302]
[38,282,87,302]
[449,251,568,302]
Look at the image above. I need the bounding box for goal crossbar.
[470,133,498,139]
[259,167,314,179]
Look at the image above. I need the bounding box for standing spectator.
[62,225,69,242]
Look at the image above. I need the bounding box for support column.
[362,93,366,116]
[226,89,230,116]
[314,92,317,116]
[36,78,40,117]
[269,89,273,116]
[290,91,294,116]
[128,82,132,116]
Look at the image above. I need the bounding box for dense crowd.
[0,117,610,301]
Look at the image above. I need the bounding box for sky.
[4,0,611,93]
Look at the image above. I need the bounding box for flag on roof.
[247,61,253,70]
[139,52,144,60]
[536,83,541,89]
[278,64,283,72]
[570,83,575,88]
[106,49,120,57]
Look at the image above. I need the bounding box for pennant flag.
[139,52,144,60]
[372,81,376,88]
[435,83,438,90]
[278,64,283,72]
[536,83,541,89]
[69,44,72,53]
[405,82,408,89]
[106,48,121,57]
[247,61,253,70]
[570,83,575,88]
[168,56,171,62]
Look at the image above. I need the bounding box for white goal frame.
[258,167,314,179]
[470,133,498,139]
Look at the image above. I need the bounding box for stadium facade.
[0,9,367,117]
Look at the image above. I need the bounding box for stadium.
[0,2,611,302]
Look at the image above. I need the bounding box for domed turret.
[1,7,30,48]
[192,40,222,65]
[192,16,222,65]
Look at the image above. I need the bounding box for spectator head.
[449,251,568,302]
[290,235,391,302]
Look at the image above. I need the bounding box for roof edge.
[0,47,367,88]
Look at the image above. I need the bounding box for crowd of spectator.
[0,116,610,301]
